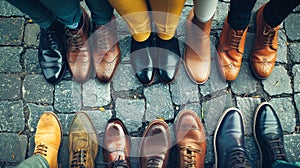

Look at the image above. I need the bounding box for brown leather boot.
[66,7,92,83]
[34,112,62,168]
[217,17,248,82]
[103,118,130,167]
[185,8,212,84]
[92,16,121,83]
[139,120,171,168]
[69,112,98,168]
[250,4,279,79]
[175,110,206,168]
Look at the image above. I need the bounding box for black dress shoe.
[38,20,67,84]
[130,34,155,85]
[254,102,287,168]
[156,36,181,84]
[214,108,252,168]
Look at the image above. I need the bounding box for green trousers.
[16,155,49,168]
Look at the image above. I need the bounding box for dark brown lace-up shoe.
[92,16,121,83]
[214,108,252,168]
[69,112,98,168]
[103,118,130,168]
[66,7,92,83]
[254,102,287,168]
[139,119,171,168]
[175,110,206,168]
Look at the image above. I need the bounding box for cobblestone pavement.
[0,0,300,167]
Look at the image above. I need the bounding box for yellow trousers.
[108,0,186,42]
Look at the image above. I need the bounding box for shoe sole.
[253,101,272,168]
[213,107,244,168]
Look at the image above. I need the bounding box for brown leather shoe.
[66,7,92,83]
[103,118,130,167]
[34,112,62,168]
[217,17,248,82]
[69,112,98,168]
[139,120,171,168]
[175,110,206,168]
[92,16,121,83]
[185,8,212,84]
[250,4,279,79]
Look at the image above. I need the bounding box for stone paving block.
[23,74,54,104]
[179,102,202,118]
[289,43,300,63]
[82,80,111,107]
[202,94,233,136]
[0,101,24,132]
[115,12,129,34]
[85,110,112,134]
[212,2,229,30]
[231,62,259,95]
[294,93,300,122]
[294,4,300,12]
[245,137,259,166]
[118,35,131,62]
[113,64,141,91]
[144,84,174,121]
[24,49,41,73]
[0,17,23,45]
[262,66,292,96]
[185,0,193,5]
[0,0,24,16]
[0,133,27,163]
[284,13,300,41]
[243,33,255,60]
[115,98,144,133]
[0,47,22,73]
[177,6,191,36]
[284,134,300,162]
[27,103,53,132]
[200,60,228,96]
[270,98,296,133]
[24,23,39,47]
[56,113,75,135]
[292,64,300,92]
[170,65,200,105]
[205,136,214,164]
[0,74,21,101]
[54,81,81,113]
[236,97,261,135]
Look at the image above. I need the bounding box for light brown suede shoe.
[217,17,248,82]
[250,4,279,79]
[66,7,92,83]
[92,16,121,83]
[103,118,131,167]
[69,112,98,168]
[139,119,171,168]
[34,112,62,168]
[185,8,212,84]
[175,110,206,168]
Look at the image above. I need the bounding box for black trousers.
[228,0,300,30]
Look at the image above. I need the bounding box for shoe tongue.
[72,133,88,149]
[265,133,281,139]
[234,29,244,36]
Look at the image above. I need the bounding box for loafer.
[130,34,155,85]
[156,36,181,84]
[38,20,67,84]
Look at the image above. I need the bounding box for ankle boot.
[250,4,279,79]
[69,112,98,168]
[66,7,92,83]
[34,112,62,168]
[185,8,212,84]
[217,17,248,82]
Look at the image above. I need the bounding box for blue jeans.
[272,160,300,168]
[6,0,113,29]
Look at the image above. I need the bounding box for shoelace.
[146,158,162,168]
[34,143,48,156]
[269,139,287,161]
[180,146,202,168]
[37,29,58,49]
[229,151,252,168]
[106,155,129,168]
[230,31,243,50]
[71,149,87,168]
[66,29,84,51]
[263,26,277,45]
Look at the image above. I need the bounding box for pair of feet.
[38,7,120,84]
[214,102,287,167]
[131,33,181,85]
[104,109,206,168]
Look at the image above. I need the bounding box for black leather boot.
[38,20,67,84]
[254,102,288,168]
[214,108,252,168]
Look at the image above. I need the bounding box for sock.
[67,15,83,30]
